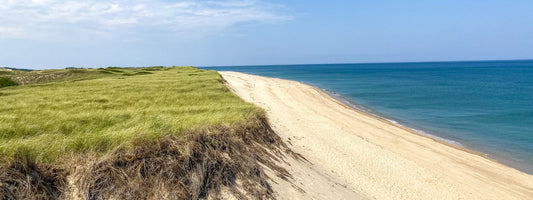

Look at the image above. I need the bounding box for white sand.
[220,71,533,200]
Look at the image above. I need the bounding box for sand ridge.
[220,71,533,200]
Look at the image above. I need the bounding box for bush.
[0,77,18,88]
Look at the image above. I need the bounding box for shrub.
[0,77,18,88]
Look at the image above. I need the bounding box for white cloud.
[0,0,290,40]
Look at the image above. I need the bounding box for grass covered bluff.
[0,67,291,199]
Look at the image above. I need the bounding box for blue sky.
[1,0,532,69]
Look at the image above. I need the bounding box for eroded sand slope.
[220,71,533,200]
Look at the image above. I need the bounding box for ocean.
[200,60,533,174]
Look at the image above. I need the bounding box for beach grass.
[0,66,261,163]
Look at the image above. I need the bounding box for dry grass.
[0,157,65,200]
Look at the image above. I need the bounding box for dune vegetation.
[0,67,290,199]
[0,78,18,88]
[0,66,259,162]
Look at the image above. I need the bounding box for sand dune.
[220,71,533,200]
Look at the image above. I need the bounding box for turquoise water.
[201,60,533,174]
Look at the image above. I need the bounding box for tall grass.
[0,67,260,163]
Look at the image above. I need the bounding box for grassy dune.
[0,67,259,162]
[0,67,286,199]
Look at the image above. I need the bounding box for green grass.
[0,67,260,163]
[2,68,112,85]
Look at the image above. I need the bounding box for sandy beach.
[220,71,533,199]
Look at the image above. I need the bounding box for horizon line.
[201,58,533,68]
[2,58,533,70]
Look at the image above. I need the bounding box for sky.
[1,0,533,69]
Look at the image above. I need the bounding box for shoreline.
[320,86,507,164]
[220,71,533,199]
[313,83,533,178]
[307,83,533,175]
[320,88,464,146]
[319,87,517,169]
[318,87,489,157]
